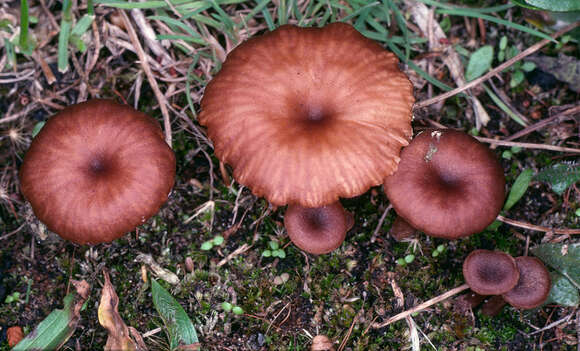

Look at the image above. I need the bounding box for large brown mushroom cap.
[462,249,520,295]
[19,99,176,244]
[200,23,414,207]
[502,256,551,309]
[384,129,505,239]
[284,202,349,255]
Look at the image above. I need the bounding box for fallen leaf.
[12,280,90,351]
[7,326,24,347]
[98,271,139,351]
[526,53,580,92]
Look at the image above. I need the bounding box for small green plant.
[396,254,415,266]
[200,235,224,251]
[432,244,446,258]
[221,302,244,315]
[497,36,536,88]
[501,146,523,160]
[262,240,286,259]
[4,291,21,304]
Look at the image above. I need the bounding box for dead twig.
[217,243,251,267]
[475,136,580,154]
[415,21,580,109]
[372,284,470,328]
[118,10,173,147]
[524,312,575,336]
[497,215,580,235]
[371,204,391,243]
[505,104,580,141]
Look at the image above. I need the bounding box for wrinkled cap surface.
[19,99,176,244]
[384,129,505,239]
[502,256,551,309]
[284,202,348,255]
[200,23,414,207]
[462,249,519,295]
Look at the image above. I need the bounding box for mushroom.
[462,249,520,295]
[284,202,351,255]
[19,99,176,244]
[502,256,551,309]
[384,129,505,239]
[199,23,414,208]
[199,23,414,253]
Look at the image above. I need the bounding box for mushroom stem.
[481,295,507,316]
[389,215,417,241]
[462,291,486,309]
[372,283,470,328]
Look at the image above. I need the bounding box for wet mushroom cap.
[284,202,349,255]
[384,129,505,239]
[200,23,414,207]
[19,99,176,244]
[502,256,551,309]
[462,250,520,295]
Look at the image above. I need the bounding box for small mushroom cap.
[463,250,520,295]
[19,99,176,244]
[502,256,551,309]
[284,202,349,255]
[384,129,505,239]
[200,23,414,207]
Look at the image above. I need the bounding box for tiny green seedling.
[200,235,224,251]
[4,291,21,304]
[497,36,536,88]
[502,146,523,160]
[262,240,286,258]
[396,254,415,266]
[432,244,446,257]
[221,301,244,315]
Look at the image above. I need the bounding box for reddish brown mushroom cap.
[19,99,176,244]
[462,250,520,295]
[502,256,551,309]
[284,202,349,255]
[384,129,505,239]
[200,23,414,207]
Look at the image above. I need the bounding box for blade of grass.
[18,0,32,55]
[418,0,515,13]
[340,1,380,23]
[278,0,288,25]
[238,0,271,29]
[148,15,203,39]
[87,0,94,15]
[96,0,168,9]
[386,41,460,93]
[156,34,207,45]
[437,9,555,42]
[261,5,276,31]
[57,0,73,73]
[483,84,528,127]
[388,0,411,62]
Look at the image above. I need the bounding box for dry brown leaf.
[7,326,24,347]
[98,271,139,351]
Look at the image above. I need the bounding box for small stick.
[505,105,580,141]
[497,215,580,235]
[119,10,173,148]
[475,136,580,154]
[371,204,392,243]
[414,21,580,109]
[372,283,470,328]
